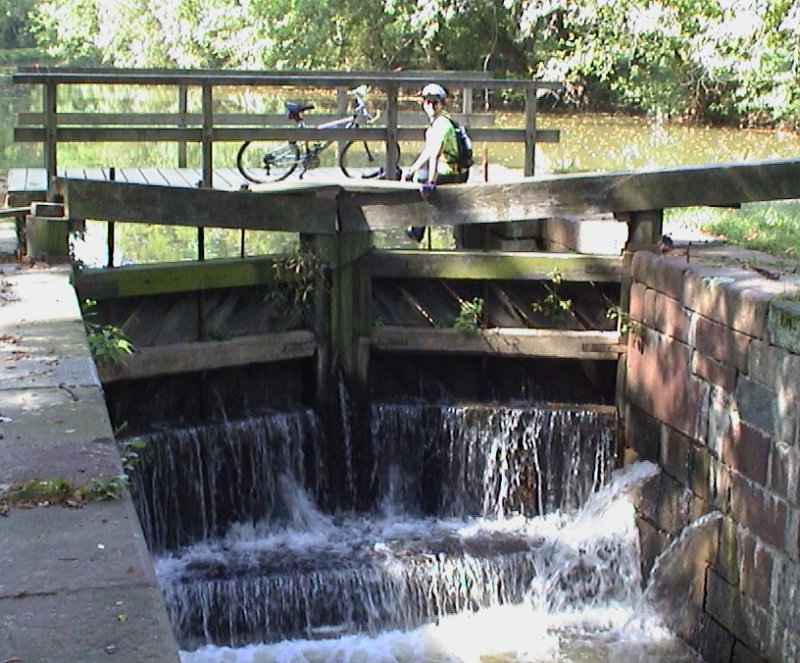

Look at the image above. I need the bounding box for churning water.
[127,405,704,663]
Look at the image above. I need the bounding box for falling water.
[370,404,616,518]
[130,403,704,662]
[126,410,326,553]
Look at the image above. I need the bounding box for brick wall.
[623,250,800,663]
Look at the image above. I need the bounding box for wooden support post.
[385,84,399,180]
[43,81,57,195]
[200,84,213,188]
[336,87,347,164]
[199,85,213,260]
[26,202,69,260]
[524,83,537,176]
[461,86,473,116]
[107,167,115,267]
[177,84,188,168]
[197,85,213,340]
[620,209,663,249]
[308,230,374,410]
[308,228,373,508]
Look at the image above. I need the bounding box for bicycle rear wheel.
[237,140,300,183]
[339,141,402,179]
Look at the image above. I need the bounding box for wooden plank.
[15,125,559,145]
[212,167,244,190]
[97,330,317,383]
[160,168,197,188]
[19,110,496,128]
[362,250,625,282]
[14,67,498,82]
[370,327,624,359]
[12,69,554,90]
[75,256,284,298]
[0,206,30,217]
[6,169,31,193]
[338,157,800,231]
[53,177,339,234]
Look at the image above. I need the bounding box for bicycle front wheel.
[340,141,402,179]
[237,140,300,184]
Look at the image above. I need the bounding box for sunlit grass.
[667,200,800,260]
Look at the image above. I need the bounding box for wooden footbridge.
[8,68,800,413]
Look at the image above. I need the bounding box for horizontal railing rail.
[13,67,562,186]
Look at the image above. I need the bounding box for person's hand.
[419,181,435,200]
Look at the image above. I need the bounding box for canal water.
[126,405,704,663]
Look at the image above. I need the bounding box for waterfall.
[370,404,616,518]
[127,403,702,662]
[126,410,326,553]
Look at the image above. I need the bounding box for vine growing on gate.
[81,299,134,366]
[264,248,326,317]
[531,270,572,320]
[453,297,485,333]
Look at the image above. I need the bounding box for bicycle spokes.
[237,140,301,183]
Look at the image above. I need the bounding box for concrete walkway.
[0,224,180,662]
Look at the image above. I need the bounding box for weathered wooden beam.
[338,158,800,231]
[14,67,500,82]
[17,110,499,129]
[370,327,624,359]
[75,256,284,298]
[97,330,316,383]
[362,250,625,282]
[53,177,339,234]
[15,125,559,145]
[12,69,557,90]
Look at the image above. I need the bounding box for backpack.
[449,118,474,170]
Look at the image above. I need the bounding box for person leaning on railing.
[404,83,469,243]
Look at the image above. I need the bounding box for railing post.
[107,167,115,267]
[461,86,473,116]
[177,84,188,168]
[43,81,57,194]
[199,84,213,262]
[336,86,347,164]
[201,84,213,189]
[524,83,536,176]
[385,84,399,180]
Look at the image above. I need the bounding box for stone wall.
[623,249,800,663]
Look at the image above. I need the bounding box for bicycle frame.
[236,86,391,183]
[287,87,377,175]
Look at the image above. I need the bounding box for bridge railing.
[12,67,562,187]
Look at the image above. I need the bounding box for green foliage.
[265,247,325,316]
[119,437,147,474]
[531,270,572,320]
[21,0,800,128]
[667,201,800,261]
[453,296,484,333]
[83,474,127,501]
[0,474,126,507]
[85,322,134,366]
[81,299,135,366]
[0,0,37,49]
[606,305,642,336]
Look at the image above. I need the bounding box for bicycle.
[236,85,402,184]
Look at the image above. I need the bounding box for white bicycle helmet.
[420,83,447,100]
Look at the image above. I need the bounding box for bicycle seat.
[285,102,315,114]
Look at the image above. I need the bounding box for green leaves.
[453,296,484,333]
[20,0,800,129]
[81,299,135,367]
